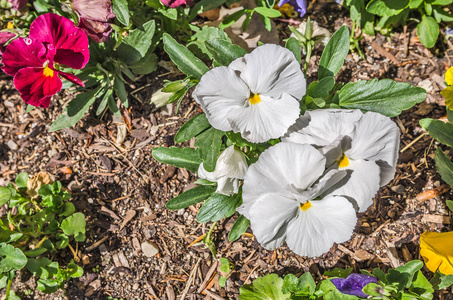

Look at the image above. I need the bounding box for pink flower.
[1,13,89,108]
[6,0,28,10]
[0,31,17,55]
[73,0,116,43]
[161,0,193,8]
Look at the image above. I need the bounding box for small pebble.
[7,140,18,150]
[141,241,159,258]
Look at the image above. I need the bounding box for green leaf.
[112,0,129,26]
[113,75,128,107]
[61,212,86,242]
[0,243,27,272]
[195,127,224,172]
[409,271,434,299]
[324,267,353,278]
[254,7,282,18]
[50,86,103,132]
[152,147,202,172]
[196,192,242,223]
[430,0,453,5]
[175,114,211,143]
[121,20,155,59]
[433,6,453,23]
[67,260,84,278]
[285,37,301,65]
[239,274,290,300]
[386,260,423,291]
[189,0,228,21]
[37,278,59,293]
[27,258,58,280]
[282,273,316,295]
[417,15,439,48]
[166,185,216,210]
[220,9,247,29]
[129,50,158,75]
[306,76,335,99]
[447,200,453,212]
[362,282,384,296]
[96,89,112,116]
[205,39,248,66]
[0,186,12,206]
[15,172,29,188]
[163,33,209,80]
[421,119,453,147]
[228,214,250,242]
[318,25,350,80]
[337,79,426,117]
[434,148,453,188]
[60,202,76,217]
[366,0,409,17]
[372,268,387,283]
[24,247,48,257]
[430,270,453,290]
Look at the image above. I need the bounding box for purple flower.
[278,0,307,17]
[73,0,116,43]
[331,273,378,298]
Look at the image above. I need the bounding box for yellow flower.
[446,67,453,86]
[274,4,297,18]
[441,86,453,110]
[420,231,453,275]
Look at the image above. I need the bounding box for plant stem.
[203,221,218,258]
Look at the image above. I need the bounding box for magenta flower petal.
[77,18,113,43]
[73,0,115,43]
[331,274,378,298]
[13,67,62,107]
[29,13,89,69]
[7,0,28,10]
[1,37,47,76]
[0,31,17,55]
[57,71,85,87]
[161,0,193,8]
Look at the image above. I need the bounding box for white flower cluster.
[194,44,400,257]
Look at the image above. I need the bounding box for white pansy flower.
[198,145,248,196]
[238,142,357,257]
[193,44,306,143]
[284,109,400,212]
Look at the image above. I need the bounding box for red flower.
[0,31,17,55]
[1,13,89,107]
[161,0,193,8]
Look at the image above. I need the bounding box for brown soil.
[1,2,453,300]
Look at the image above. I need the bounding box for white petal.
[215,146,248,179]
[197,163,217,182]
[229,44,306,100]
[296,169,347,200]
[248,194,299,250]
[228,93,300,143]
[284,109,362,146]
[216,177,240,196]
[239,143,326,218]
[192,66,250,131]
[326,159,380,212]
[285,196,357,257]
[347,112,400,186]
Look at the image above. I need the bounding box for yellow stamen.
[337,154,350,169]
[43,67,54,77]
[249,93,261,105]
[300,201,312,211]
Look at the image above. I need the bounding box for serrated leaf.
[337,79,426,116]
[0,243,27,272]
[175,114,211,143]
[318,25,350,80]
[228,214,250,242]
[166,185,216,210]
[0,186,12,206]
[152,147,201,172]
[205,39,248,66]
[195,127,224,172]
[239,274,289,300]
[285,37,301,65]
[421,119,453,147]
[434,148,453,188]
[61,212,86,242]
[417,15,439,48]
[163,33,209,80]
[196,192,242,223]
[112,0,129,26]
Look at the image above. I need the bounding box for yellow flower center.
[43,67,54,78]
[300,201,312,211]
[249,93,261,105]
[7,22,14,29]
[337,154,350,169]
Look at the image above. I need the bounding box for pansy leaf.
[37,278,59,293]
[196,192,242,223]
[163,33,209,80]
[205,39,248,66]
[228,214,250,242]
[152,147,201,172]
[239,274,289,300]
[0,243,27,273]
[0,186,12,206]
[282,273,316,295]
[26,258,58,280]
[220,9,247,29]
[285,37,302,65]
[409,271,434,299]
[61,212,86,242]
[366,0,409,17]
[112,0,129,26]
[24,247,48,257]
[417,15,438,48]
[434,148,453,188]
[447,200,453,212]
[166,185,216,210]
[385,260,423,291]
[430,270,453,290]
[113,75,128,107]
[337,79,426,117]
[324,267,353,278]
[195,127,224,172]
[362,283,384,297]
[175,114,211,143]
[306,76,335,99]
[318,25,350,80]
[129,49,158,75]
[420,119,453,148]
[15,172,29,189]
[254,6,282,18]
[121,20,155,62]
[189,0,228,21]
